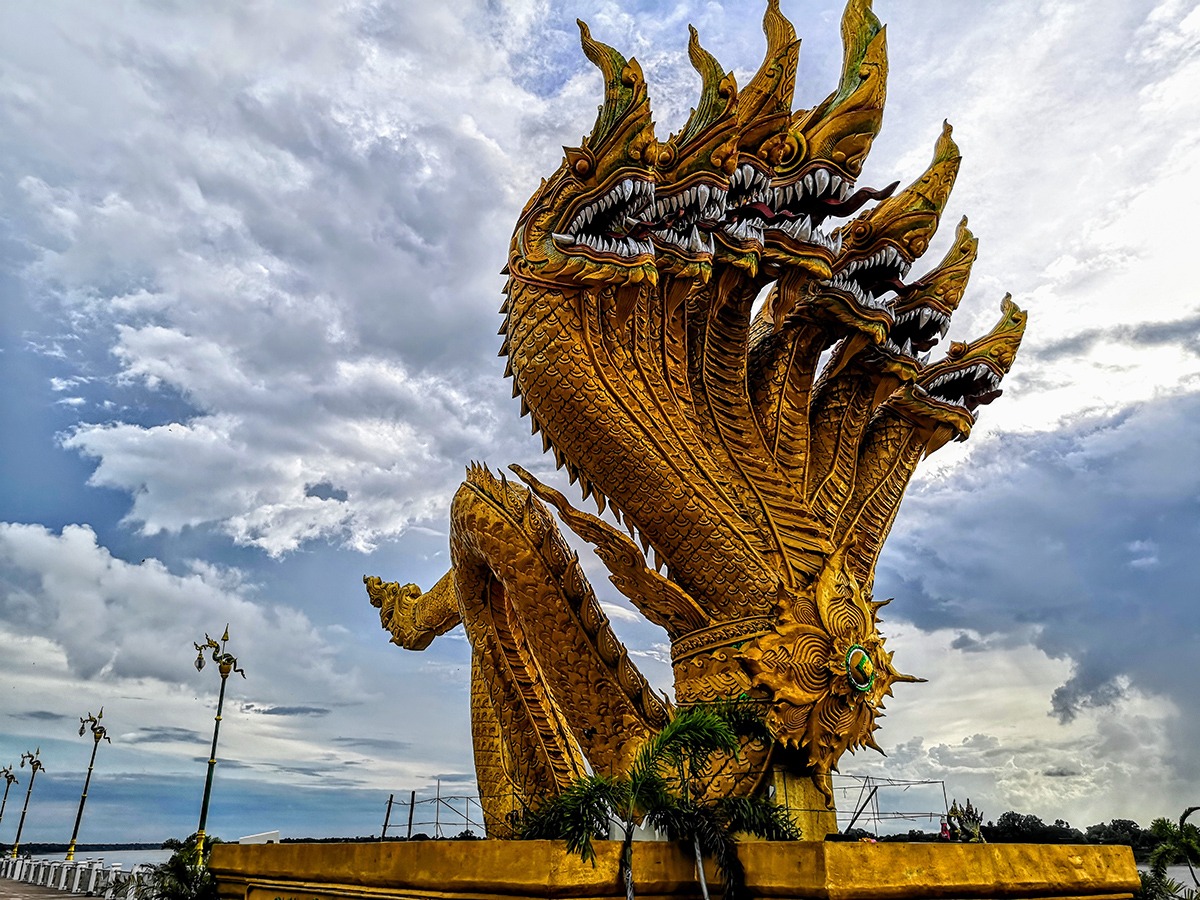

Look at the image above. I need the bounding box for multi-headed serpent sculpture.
[366,0,1026,837]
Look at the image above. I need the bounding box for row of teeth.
[657,224,715,255]
[656,182,727,224]
[778,214,843,252]
[553,232,654,257]
[839,244,912,280]
[895,305,951,337]
[724,219,764,243]
[566,178,653,234]
[828,273,889,311]
[913,383,972,419]
[926,363,1001,394]
[774,168,852,207]
[729,163,770,198]
[884,337,931,361]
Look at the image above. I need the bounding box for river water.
[29,849,173,868]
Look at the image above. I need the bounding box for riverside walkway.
[0,880,68,899]
[0,858,151,898]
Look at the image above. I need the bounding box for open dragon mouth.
[918,362,1003,413]
[552,176,656,259]
[769,171,896,256]
[827,243,910,314]
[651,180,728,256]
[720,163,773,244]
[885,303,951,358]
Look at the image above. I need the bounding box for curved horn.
[577,20,648,152]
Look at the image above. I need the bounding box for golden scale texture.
[366,0,1028,836]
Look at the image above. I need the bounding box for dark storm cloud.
[1042,767,1082,778]
[1033,311,1200,363]
[243,703,332,717]
[330,736,411,753]
[876,390,1200,757]
[10,710,72,722]
[127,726,204,744]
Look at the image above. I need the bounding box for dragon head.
[714,0,799,274]
[764,0,891,278]
[879,215,978,370]
[507,21,658,289]
[887,294,1027,449]
[740,544,920,804]
[649,27,740,282]
[826,121,961,323]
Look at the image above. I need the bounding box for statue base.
[211,839,1139,900]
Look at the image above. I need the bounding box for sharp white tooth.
[919,308,933,328]
[815,169,830,196]
[972,408,982,423]
[552,232,574,244]
[919,352,931,365]
[802,173,817,196]
[697,184,711,209]
[902,338,913,356]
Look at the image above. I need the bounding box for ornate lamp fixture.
[192,626,246,865]
[66,709,111,861]
[0,765,17,840]
[10,749,44,858]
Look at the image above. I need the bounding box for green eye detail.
[845,645,875,692]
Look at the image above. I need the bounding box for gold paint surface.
[212,841,1139,900]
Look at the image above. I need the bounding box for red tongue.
[819,180,899,217]
[966,388,1003,411]
[729,201,775,224]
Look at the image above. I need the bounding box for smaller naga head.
[739,544,920,803]
[714,0,799,272]
[508,22,658,289]
[649,27,739,282]
[826,121,961,323]
[876,215,979,375]
[764,0,892,278]
[888,294,1027,448]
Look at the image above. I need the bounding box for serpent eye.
[946,341,967,359]
[564,146,593,178]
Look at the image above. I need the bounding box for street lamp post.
[66,709,111,861]
[0,765,17,840]
[10,749,44,859]
[193,626,245,866]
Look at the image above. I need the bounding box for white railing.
[0,856,155,897]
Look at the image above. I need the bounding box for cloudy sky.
[1,0,1197,845]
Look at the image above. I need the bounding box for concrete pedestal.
[211,839,1139,900]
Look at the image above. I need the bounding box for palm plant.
[125,833,221,900]
[1147,808,1200,889]
[517,703,799,900]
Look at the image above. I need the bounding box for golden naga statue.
[366,0,1026,837]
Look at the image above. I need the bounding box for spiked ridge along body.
[367,1,1027,830]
